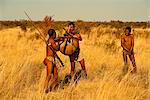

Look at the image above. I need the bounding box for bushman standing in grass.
[121,27,137,73]
[43,29,60,93]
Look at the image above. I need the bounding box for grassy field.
[0,25,150,100]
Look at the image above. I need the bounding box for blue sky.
[0,0,149,21]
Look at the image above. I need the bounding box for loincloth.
[43,56,56,65]
[69,48,80,62]
[47,56,55,62]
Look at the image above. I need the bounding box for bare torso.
[46,38,59,57]
[121,34,134,51]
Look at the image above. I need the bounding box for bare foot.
[131,67,137,73]
[45,89,49,93]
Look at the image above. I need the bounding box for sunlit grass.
[0,27,150,100]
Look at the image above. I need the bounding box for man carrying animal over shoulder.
[62,22,87,78]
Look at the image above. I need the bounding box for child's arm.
[130,35,134,52]
[121,35,128,51]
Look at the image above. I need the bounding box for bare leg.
[44,61,53,93]
[50,65,58,91]
[79,58,87,78]
[129,54,137,73]
[123,51,128,74]
[70,61,75,76]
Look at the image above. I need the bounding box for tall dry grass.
[0,26,150,100]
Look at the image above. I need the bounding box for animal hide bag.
[60,38,76,55]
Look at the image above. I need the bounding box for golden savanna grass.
[0,26,150,100]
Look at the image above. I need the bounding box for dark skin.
[67,25,87,77]
[121,29,137,73]
[44,33,59,93]
[121,29,134,52]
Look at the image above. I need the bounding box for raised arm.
[72,33,82,41]
[48,40,59,51]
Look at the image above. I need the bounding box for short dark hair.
[68,22,75,27]
[48,29,56,37]
[125,27,131,32]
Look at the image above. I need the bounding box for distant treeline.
[0,20,149,31]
